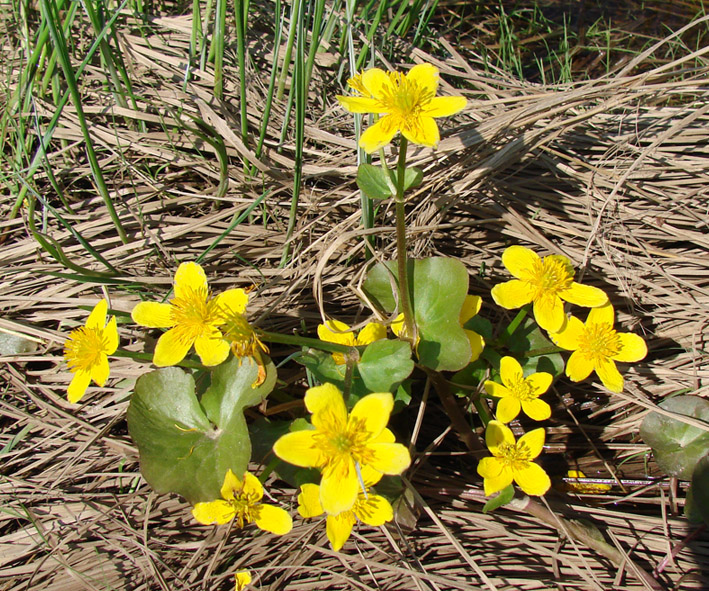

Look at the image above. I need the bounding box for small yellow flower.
[337,64,467,153]
[491,245,608,333]
[273,383,411,515]
[297,468,393,551]
[191,469,292,535]
[222,310,270,385]
[234,570,251,591]
[317,319,386,365]
[477,420,551,496]
[132,262,248,367]
[549,303,647,393]
[565,469,612,494]
[392,295,485,362]
[485,356,552,423]
[63,299,118,404]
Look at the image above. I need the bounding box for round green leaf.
[358,339,414,393]
[127,356,276,504]
[690,454,709,525]
[639,395,709,480]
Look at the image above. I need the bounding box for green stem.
[495,304,531,347]
[111,349,203,369]
[394,137,415,341]
[259,330,352,354]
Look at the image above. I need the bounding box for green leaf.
[358,339,414,392]
[639,395,709,480]
[508,317,565,377]
[690,454,709,525]
[356,163,423,200]
[483,484,514,513]
[127,356,276,504]
[363,257,472,372]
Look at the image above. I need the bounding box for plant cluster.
[62,63,648,588]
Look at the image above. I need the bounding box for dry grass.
[1,4,709,591]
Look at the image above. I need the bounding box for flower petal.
[401,115,440,147]
[614,333,647,363]
[336,95,380,113]
[104,316,119,354]
[521,398,552,421]
[356,322,387,345]
[466,329,485,362]
[478,459,513,496]
[174,262,208,299]
[423,95,467,117]
[215,288,249,317]
[485,420,515,455]
[518,427,545,458]
[533,294,565,333]
[153,327,193,367]
[305,383,348,431]
[360,67,391,98]
[565,350,594,382]
[326,512,357,552]
[370,427,395,444]
[491,279,534,310]
[527,372,553,395]
[406,63,439,95]
[460,295,482,324]
[132,301,175,328]
[356,494,393,526]
[194,330,230,366]
[67,370,92,404]
[501,245,539,279]
[273,430,322,468]
[359,464,384,487]
[235,571,251,591]
[297,483,324,518]
[500,356,523,388]
[192,499,236,525]
[90,355,110,387]
[496,397,521,423]
[390,313,405,337]
[595,358,624,392]
[359,116,400,153]
[476,456,504,479]
[484,380,510,399]
[549,316,585,350]
[321,459,359,514]
[587,302,615,326]
[317,320,355,347]
[368,442,411,475]
[350,392,394,440]
[514,462,551,496]
[86,299,107,330]
[559,282,608,307]
[254,503,292,535]
[242,472,264,502]
[220,469,243,501]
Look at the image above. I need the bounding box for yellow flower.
[234,570,251,591]
[297,469,393,551]
[317,319,386,365]
[222,310,270,385]
[549,303,647,393]
[63,299,118,404]
[491,245,608,333]
[477,420,550,496]
[132,262,248,367]
[337,64,467,153]
[485,356,552,423]
[272,383,411,515]
[191,469,292,535]
[392,294,485,362]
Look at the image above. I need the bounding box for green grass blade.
[213,0,227,98]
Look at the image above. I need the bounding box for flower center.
[314,415,375,469]
[498,441,533,472]
[64,326,108,372]
[529,257,574,299]
[169,287,222,344]
[229,487,260,529]
[378,73,433,118]
[222,312,267,358]
[509,376,536,402]
[579,322,621,361]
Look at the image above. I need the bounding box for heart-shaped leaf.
[639,395,709,480]
[356,164,423,200]
[127,356,276,504]
[358,339,414,392]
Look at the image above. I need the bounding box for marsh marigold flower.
[132,262,248,367]
[477,420,551,496]
[491,245,608,333]
[297,468,393,551]
[318,319,386,365]
[337,64,467,153]
[549,303,647,393]
[485,356,552,423]
[63,299,118,404]
[191,469,292,535]
[234,571,251,591]
[273,383,411,515]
